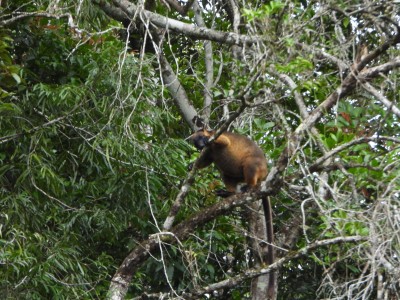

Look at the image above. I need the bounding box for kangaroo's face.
[189,129,212,150]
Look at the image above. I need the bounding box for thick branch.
[95,0,203,130]
[93,0,128,22]
[159,55,202,130]
[192,0,214,123]
[109,189,276,299]
[274,71,309,120]
[103,0,263,45]
[358,58,400,79]
[300,43,349,70]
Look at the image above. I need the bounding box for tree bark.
[159,55,202,130]
[247,201,277,300]
[94,0,264,45]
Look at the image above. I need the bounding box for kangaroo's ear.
[203,129,215,137]
[213,134,230,147]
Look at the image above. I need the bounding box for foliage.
[0,4,188,298]
[0,29,21,99]
[1,0,400,299]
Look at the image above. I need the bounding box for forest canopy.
[1,1,400,299]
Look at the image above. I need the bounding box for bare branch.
[358,58,400,80]
[192,0,214,124]
[274,71,309,120]
[0,12,70,26]
[159,55,201,131]
[361,81,400,118]
[97,0,264,45]
[309,136,400,173]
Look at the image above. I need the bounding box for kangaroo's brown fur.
[189,129,268,193]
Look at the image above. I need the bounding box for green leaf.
[11,73,21,84]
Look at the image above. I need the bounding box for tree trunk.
[246,200,277,300]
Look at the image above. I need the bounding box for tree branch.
[309,136,400,173]
[158,54,202,130]
[100,0,264,45]
[107,10,400,300]
[361,80,400,118]
[0,12,71,26]
[93,0,128,23]
[192,0,214,124]
[132,236,367,300]
[162,146,207,231]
